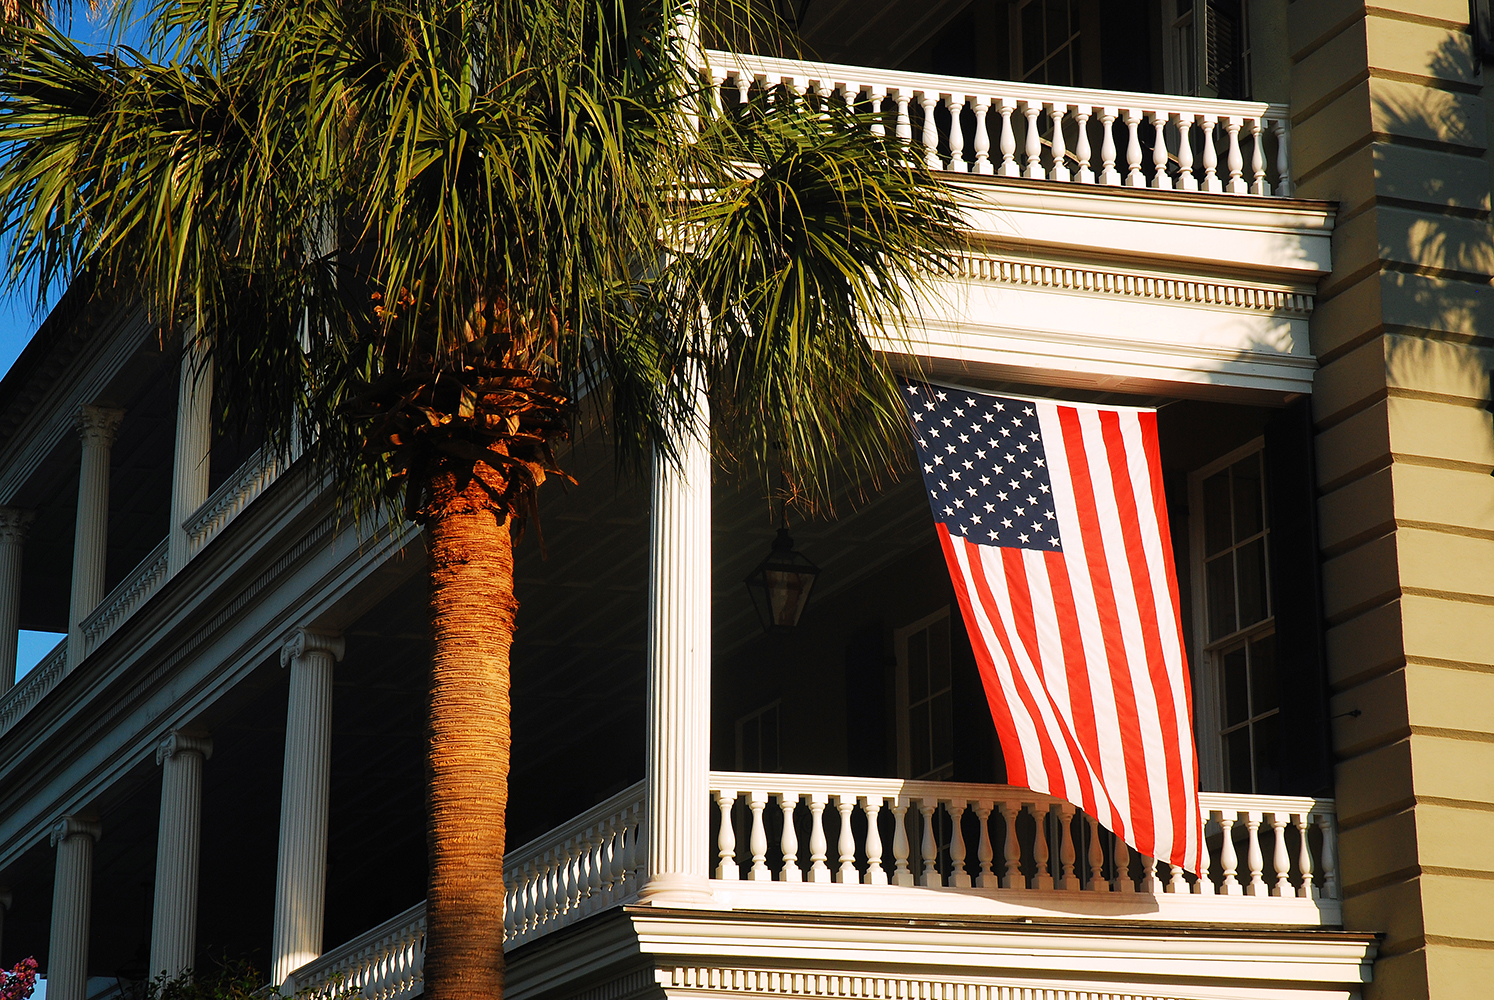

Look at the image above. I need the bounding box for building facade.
[0,2,1488,999]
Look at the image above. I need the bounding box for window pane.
[742,717,760,772]
[1206,553,1236,640]
[1236,537,1268,628]
[1203,471,1232,554]
[761,708,779,772]
[1222,643,1249,727]
[1250,632,1278,715]
[932,691,954,771]
[909,631,928,701]
[1232,454,1264,538]
[1253,714,1281,794]
[1223,727,1252,793]
[1023,2,1044,71]
[911,705,932,777]
[930,619,951,694]
[1047,0,1068,48]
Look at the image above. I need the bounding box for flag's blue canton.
[905,381,1062,552]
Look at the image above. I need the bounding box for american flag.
[904,379,1204,874]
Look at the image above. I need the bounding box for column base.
[636,874,719,909]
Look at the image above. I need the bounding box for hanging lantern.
[744,527,821,631]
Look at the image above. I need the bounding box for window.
[895,608,953,780]
[1011,0,1082,87]
[1189,442,1279,793]
[1163,0,1251,99]
[736,701,781,772]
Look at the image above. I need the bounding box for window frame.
[734,699,783,773]
[1187,436,1275,792]
[894,606,954,780]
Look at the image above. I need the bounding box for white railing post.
[714,790,737,880]
[1048,105,1070,182]
[1031,803,1053,890]
[863,795,888,885]
[807,792,832,883]
[780,792,802,882]
[974,801,995,888]
[892,797,913,886]
[947,799,971,888]
[749,791,772,881]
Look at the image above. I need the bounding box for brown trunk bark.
[423,467,516,1000]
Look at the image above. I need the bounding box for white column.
[0,507,34,692]
[638,372,713,906]
[271,629,344,985]
[47,816,101,1000]
[149,732,212,981]
[168,342,213,575]
[68,405,125,670]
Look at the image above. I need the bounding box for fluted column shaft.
[0,508,34,691]
[150,732,212,980]
[48,816,101,1000]
[271,629,344,985]
[68,406,125,669]
[639,370,713,905]
[168,342,213,575]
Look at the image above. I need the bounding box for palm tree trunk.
[424,467,516,1000]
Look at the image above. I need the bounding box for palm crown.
[0,0,962,996]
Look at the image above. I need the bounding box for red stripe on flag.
[1055,405,1155,852]
[937,525,1030,789]
[1043,547,1116,836]
[1097,411,1188,863]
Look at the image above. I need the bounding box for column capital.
[75,405,125,448]
[49,815,101,847]
[155,731,213,766]
[279,628,345,668]
[0,507,35,543]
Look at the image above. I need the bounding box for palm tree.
[0,2,962,998]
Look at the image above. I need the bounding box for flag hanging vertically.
[903,380,1204,874]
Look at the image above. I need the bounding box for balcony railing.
[289,770,1340,1000]
[710,771,1338,925]
[0,637,65,738]
[184,447,284,560]
[701,50,1293,197]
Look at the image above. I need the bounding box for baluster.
[946,95,967,173]
[1086,816,1106,891]
[998,99,1019,177]
[1142,854,1161,894]
[1318,812,1339,898]
[783,75,805,111]
[918,93,942,169]
[734,72,750,110]
[1194,813,1215,895]
[892,797,914,886]
[567,837,584,912]
[1219,812,1242,895]
[538,850,556,926]
[1023,102,1044,179]
[614,819,633,894]
[835,796,859,883]
[1056,803,1078,890]
[715,790,739,880]
[1168,854,1189,894]
[1073,108,1094,183]
[1295,812,1317,899]
[1099,108,1119,185]
[948,800,971,887]
[582,827,601,910]
[779,792,803,882]
[863,796,888,885]
[1273,118,1293,196]
[971,96,993,174]
[1249,119,1267,195]
[1150,111,1172,190]
[1123,110,1144,187]
[1031,803,1054,890]
[520,860,537,933]
[1200,118,1220,192]
[707,69,727,120]
[867,86,886,140]
[808,792,832,883]
[1225,116,1246,193]
[598,824,616,904]
[998,801,1022,888]
[974,801,995,888]
[749,791,772,881]
[1113,834,1133,893]
[919,800,940,886]
[1270,813,1292,896]
[894,91,914,162]
[1048,105,1070,182]
[1177,116,1197,190]
[1245,811,1267,896]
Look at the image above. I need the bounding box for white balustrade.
[708,772,1339,912]
[283,901,426,1000]
[503,781,645,948]
[701,51,1293,198]
[184,447,284,559]
[78,539,169,660]
[0,637,65,738]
